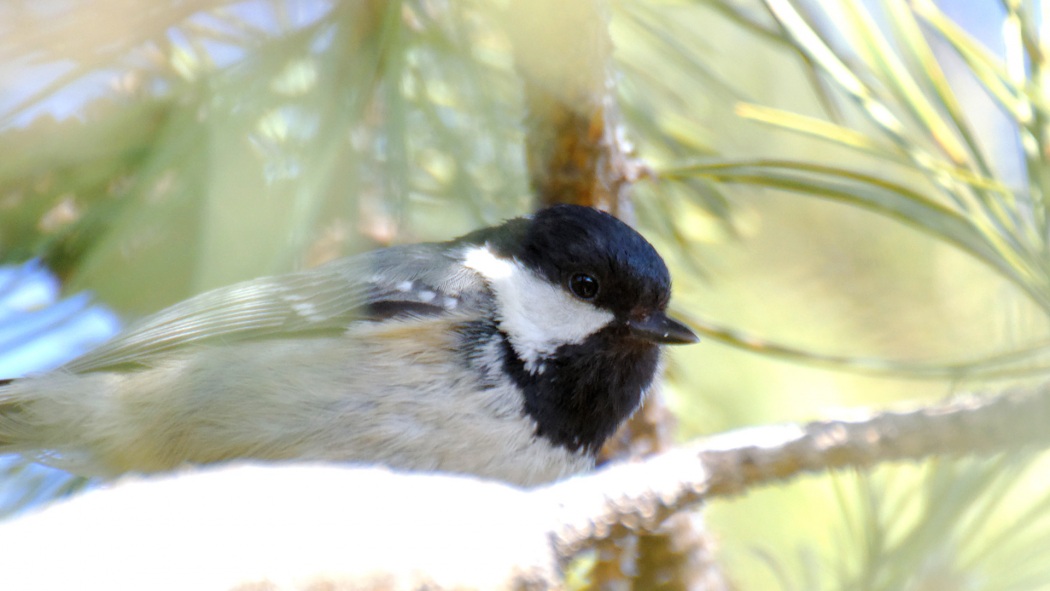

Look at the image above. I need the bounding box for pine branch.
[548,382,1050,560]
[4,385,1047,590]
[506,2,715,588]
[507,0,646,214]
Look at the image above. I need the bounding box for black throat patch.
[499,327,660,455]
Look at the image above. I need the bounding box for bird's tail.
[0,373,106,459]
[0,379,36,451]
[0,370,201,476]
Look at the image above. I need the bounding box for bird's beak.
[629,312,699,345]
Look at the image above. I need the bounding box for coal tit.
[0,205,696,486]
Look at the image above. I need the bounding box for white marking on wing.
[291,301,327,322]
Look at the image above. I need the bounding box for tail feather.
[0,375,79,454]
[0,387,33,450]
[0,379,15,447]
[0,371,170,475]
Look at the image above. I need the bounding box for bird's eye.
[568,273,599,300]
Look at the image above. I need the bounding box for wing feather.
[66,244,486,373]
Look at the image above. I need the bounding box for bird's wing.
[66,243,490,373]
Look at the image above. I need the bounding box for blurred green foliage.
[1,1,530,313]
[4,0,1050,589]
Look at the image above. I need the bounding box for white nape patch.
[418,290,436,302]
[396,280,414,293]
[462,245,614,372]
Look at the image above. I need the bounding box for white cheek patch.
[462,245,615,372]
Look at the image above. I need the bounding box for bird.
[0,204,697,486]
